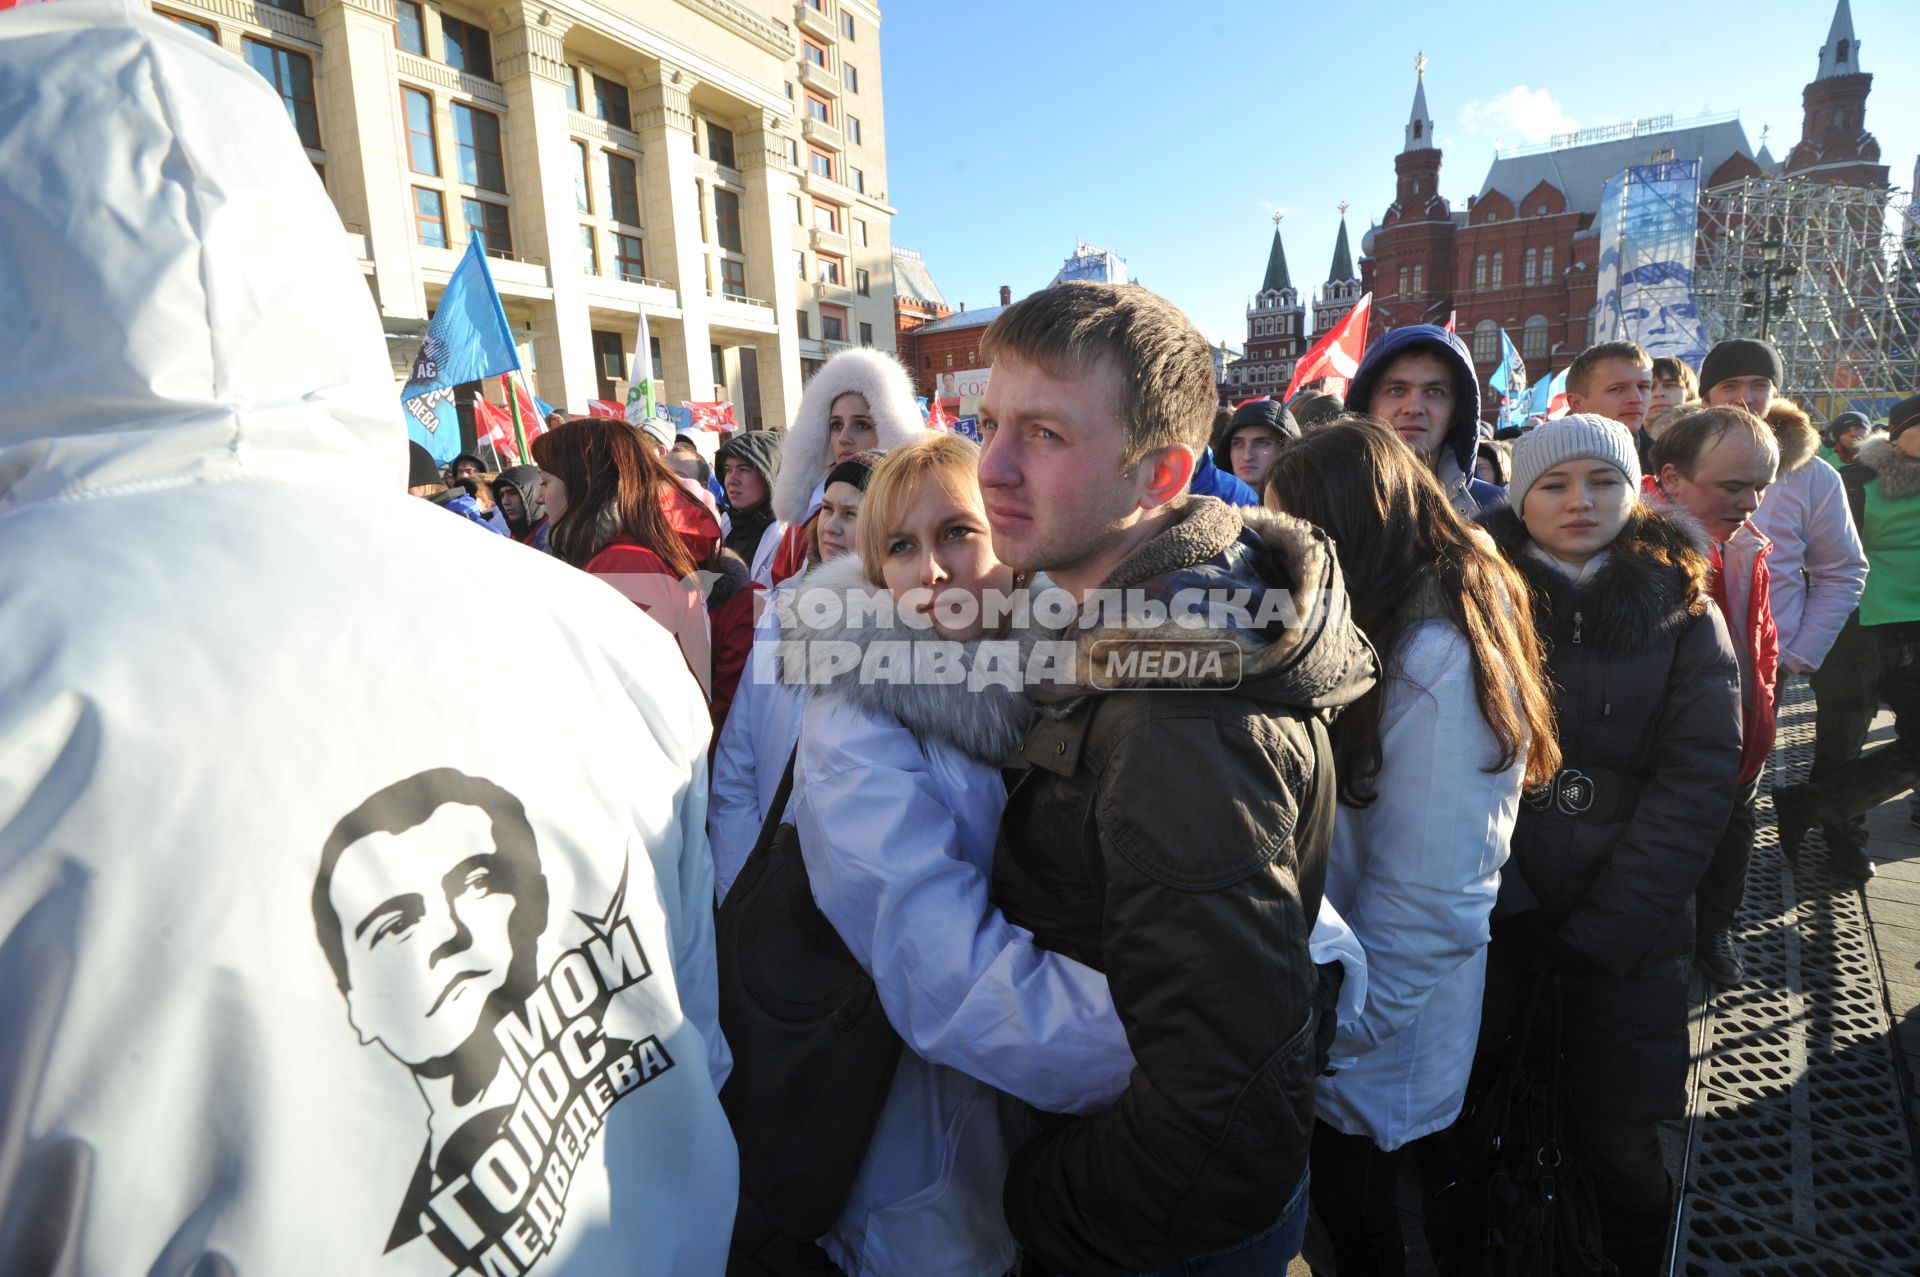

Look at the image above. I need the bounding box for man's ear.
[1137,444,1196,511]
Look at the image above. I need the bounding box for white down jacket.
[0,7,736,1274]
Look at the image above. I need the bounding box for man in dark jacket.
[1344,324,1505,517]
[976,281,1377,1275]
[487,464,547,546]
[714,429,784,584]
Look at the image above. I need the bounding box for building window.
[714,189,743,252]
[792,249,807,279]
[802,38,827,68]
[784,138,800,165]
[1524,247,1538,286]
[1411,177,1421,195]
[440,15,493,79]
[395,0,424,53]
[841,11,855,39]
[813,203,840,233]
[572,141,591,213]
[402,88,438,175]
[1411,265,1423,295]
[817,255,843,286]
[593,75,631,131]
[945,353,953,368]
[614,233,645,282]
[1472,320,1499,363]
[844,64,859,92]
[1491,252,1504,286]
[1484,210,1499,224]
[797,310,811,339]
[806,92,831,125]
[462,198,510,254]
[1397,266,1408,296]
[1535,203,1548,216]
[413,187,447,248]
[1473,254,1487,289]
[1523,315,1549,361]
[579,225,597,273]
[854,217,868,247]
[706,122,737,168]
[719,257,746,299]
[242,40,320,151]
[564,65,580,112]
[846,116,862,145]
[784,81,793,99]
[161,10,218,38]
[1542,245,1554,279]
[859,321,873,346]
[810,150,833,179]
[606,153,639,226]
[820,306,847,342]
[850,167,865,194]
[856,268,870,296]
[450,104,504,193]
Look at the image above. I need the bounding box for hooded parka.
[0,8,737,1272]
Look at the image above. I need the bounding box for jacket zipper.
[1572,610,1584,645]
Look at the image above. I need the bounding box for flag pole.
[503,374,530,463]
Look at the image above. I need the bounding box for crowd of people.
[8,9,1920,1277]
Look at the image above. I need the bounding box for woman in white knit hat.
[1474,414,1743,1275]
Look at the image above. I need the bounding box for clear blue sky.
[879,0,1920,347]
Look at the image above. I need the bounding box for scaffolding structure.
[1693,176,1920,420]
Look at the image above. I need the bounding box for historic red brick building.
[1358,0,1889,419]
[1218,213,1364,405]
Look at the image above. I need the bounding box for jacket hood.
[1054,496,1377,712]
[1860,435,1920,500]
[1765,400,1820,475]
[490,465,546,527]
[770,348,925,523]
[714,429,784,503]
[773,553,1034,765]
[1345,324,1483,476]
[703,546,753,612]
[1481,503,1714,654]
[0,1,402,518]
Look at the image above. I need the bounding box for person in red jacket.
[1647,406,1782,986]
[533,420,711,698]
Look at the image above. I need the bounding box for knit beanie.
[1226,397,1300,444]
[1699,338,1784,397]
[824,448,886,492]
[634,415,675,451]
[1508,413,1642,509]
[1890,394,1920,442]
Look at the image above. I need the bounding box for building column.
[738,109,802,431]
[309,0,425,321]
[634,63,715,403]
[491,5,598,413]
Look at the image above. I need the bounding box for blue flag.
[1488,330,1528,429]
[402,238,521,466]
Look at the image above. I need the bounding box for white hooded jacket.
[768,347,925,526]
[0,8,736,1274]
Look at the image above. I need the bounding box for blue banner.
[402,238,521,465]
[1489,329,1527,428]
[1591,161,1709,367]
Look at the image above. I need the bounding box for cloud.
[1458,86,1579,146]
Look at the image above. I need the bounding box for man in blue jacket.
[1345,324,1506,517]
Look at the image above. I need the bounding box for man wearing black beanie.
[1698,338,1786,418]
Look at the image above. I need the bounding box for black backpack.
[715,748,904,1274]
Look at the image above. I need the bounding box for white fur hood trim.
[771,347,926,523]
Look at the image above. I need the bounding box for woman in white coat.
[1264,420,1560,1276]
[784,435,1136,1277]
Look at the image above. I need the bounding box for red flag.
[683,401,736,431]
[1443,310,1457,334]
[927,397,952,430]
[1232,395,1270,409]
[586,400,626,419]
[474,396,519,465]
[1284,293,1372,401]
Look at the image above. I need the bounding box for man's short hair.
[981,282,1216,468]
[312,768,549,994]
[1566,340,1652,398]
[1650,405,1780,476]
[1649,356,1698,398]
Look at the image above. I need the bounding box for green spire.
[1261,225,1293,294]
[1328,213,1356,284]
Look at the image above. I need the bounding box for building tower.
[1314,202,1364,336]
[1361,54,1456,335]
[1782,0,1888,187]
[1228,214,1307,401]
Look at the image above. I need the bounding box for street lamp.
[1750,238,1799,341]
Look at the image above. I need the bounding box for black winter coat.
[1484,506,1742,1120]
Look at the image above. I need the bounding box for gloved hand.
[1496,909,1589,973]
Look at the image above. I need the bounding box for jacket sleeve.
[1784,461,1868,671]
[707,672,763,904]
[1557,609,1742,976]
[1004,711,1319,1275]
[1334,628,1514,1058]
[793,697,1135,1115]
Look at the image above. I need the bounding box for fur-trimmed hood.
[1765,399,1821,475]
[771,348,925,523]
[1045,496,1378,712]
[1481,503,1714,655]
[771,553,1033,766]
[1859,435,1920,500]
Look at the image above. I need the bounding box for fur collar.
[772,554,1033,766]
[1048,496,1377,712]
[1860,435,1920,500]
[770,348,926,523]
[1481,504,1713,655]
[1765,399,1820,475]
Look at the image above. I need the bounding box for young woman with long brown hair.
[532,419,711,695]
[1264,416,1559,1276]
